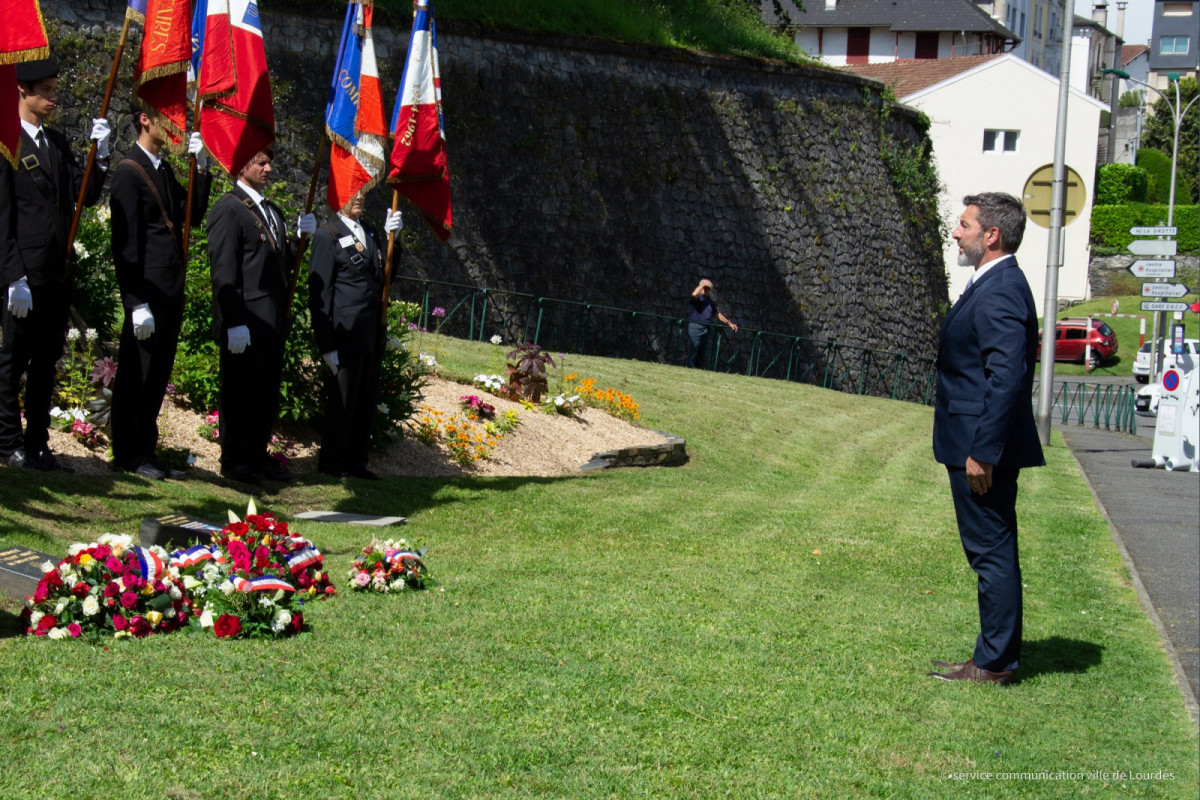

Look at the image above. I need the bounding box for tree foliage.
[1140,77,1199,204]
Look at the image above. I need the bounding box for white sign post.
[1127,259,1176,278]
[1141,283,1190,298]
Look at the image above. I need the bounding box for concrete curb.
[581,431,688,471]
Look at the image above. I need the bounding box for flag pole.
[380,189,401,326]
[284,132,327,322]
[67,13,135,260]
[182,92,202,262]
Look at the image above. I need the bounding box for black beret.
[16,56,60,83]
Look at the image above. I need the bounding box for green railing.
[1033,380,1140,434]
[396,276,937,405]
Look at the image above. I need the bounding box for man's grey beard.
[957,242,984,268]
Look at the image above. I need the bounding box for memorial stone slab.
[294,511,408,527]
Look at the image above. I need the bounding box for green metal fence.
[396,276,937,405]
[1033,380,1140,434]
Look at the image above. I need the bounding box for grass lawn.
[0,336,1196,798]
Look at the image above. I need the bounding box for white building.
[847,54,1108,316]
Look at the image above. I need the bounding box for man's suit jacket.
[206,186,293,340]
[0,127,104,287]
[932,255,1045,471]
[308,216,385,356]
[109,146,212,308]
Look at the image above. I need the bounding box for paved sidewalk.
[1058,424,1198,716]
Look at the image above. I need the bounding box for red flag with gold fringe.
[133,0,193,147]
[0,0,50,167]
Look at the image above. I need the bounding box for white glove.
[131,303,155,340]
[187,131,208,170]
[7,277,31,318]
[297,213,317,237]
[384,209,403,235]
[226,325,251,354]
[90,118,111,158]
[323,351,339,374]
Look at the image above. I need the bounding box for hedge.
[1095,163,1148,205]
[1090,203,1199,253]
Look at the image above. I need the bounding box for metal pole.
[1036,10,1074,445]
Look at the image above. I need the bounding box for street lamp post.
[1101,68,1199,380]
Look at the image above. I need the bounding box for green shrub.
[1089,203,1199,252]
[1136,148,1185,204]
[1095,163,1148,205]
[70,204,122,338]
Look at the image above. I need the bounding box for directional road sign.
[1140,301,1190,312]
[1129,226,1177,236]
[1128,239,1178,256]
[1141,283,1191,298]
[1128,259,1176,278]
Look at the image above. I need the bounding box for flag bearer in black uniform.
[0,56,109,471]
[108,110,213,479]
[308,194,401,480]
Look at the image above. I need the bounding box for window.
[915,31,938,59]
[1160,36,1191,55]
[983,129,1020,153]
[1163,3,1193,16]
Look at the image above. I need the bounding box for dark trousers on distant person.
[218,325,284,474]
[0,285,71,455]
[946,464,1023,673]
[111,302,183,469]
[318,351,381,474]
[687,322,710,369]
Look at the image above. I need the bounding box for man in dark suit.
[930,192,1044,686]
[206,147,315,484]
[0,56,108,471]
[109,110,213,479]
[308,194,402,479]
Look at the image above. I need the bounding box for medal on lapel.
[355,242,365,252]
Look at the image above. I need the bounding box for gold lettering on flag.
[338,69,360,107]
[147,0,179,54]
[399,86,421,148]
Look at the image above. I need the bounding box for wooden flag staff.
[380,190,401,326]
[66,11,135,259]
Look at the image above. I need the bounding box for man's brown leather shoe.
[932,657,972,671]
[928,659,1014,685]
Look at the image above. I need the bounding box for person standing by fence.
[687,278,736,369]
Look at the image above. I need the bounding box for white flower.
[387,336,402,351]
[40,560,56,574]
[66,328,81,342]
[377,403,389,413]
[99,533,133,556]
[270,609,292,632]
[57,561,73,577]
[47,627,67,640]
[30,611,44,625]
[554,395,565,407]
[82,595,100,616]
[490,334,502,346]
[96,205,111,223]
[201,563,220,583]
[389,579,405,591]
[50,406,65,419]
[85,328,98,342]
[218,579,235,596]
[182,575,202,590]
[64,573,78,588]
[113,630,130,640]
[68,544,88,558]
[165,607,176,618]
[53,598,69,615]
[199,606,214,627]
[168,584,182,601]
[73,241,89,259]
[68,407,86,421]
[258,596,274,607]
[419,352,437,367]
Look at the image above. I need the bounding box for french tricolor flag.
[388,0,452,241]
[134,547,166,580]
[196,0,274,175]
[285,545,323,574]
[325,1,388,212]
[231,575,295,593]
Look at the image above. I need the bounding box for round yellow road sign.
[1022,164,1086,228]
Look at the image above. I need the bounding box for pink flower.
[67,623,82,637]
[204,410,219,425]
[129,616,151,638]
[228,540,251,573]
[354,571,370,588]
[111,614,128,632]
[90,356,118,387]
[105,556,123,572]
[103,581,119,598]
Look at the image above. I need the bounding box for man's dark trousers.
[947,465,1023,672]
[111,302,184,468]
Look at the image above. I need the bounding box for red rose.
[105,556,123,572]
[44,570,63,590]
[71,581,91,598]
[111,614,129,631]
[32,581,49,604]
[121,572,140,589]
[286,611,303,635]
[67,623,82,637]
[120,591,138,610]
[213,614,241,639]
[253,545,271,570]
[34,615,57,635]
[91,544,111,560]
[103,581,119,598]
[129,616,151,638]
[228,540,252,573]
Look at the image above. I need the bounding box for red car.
[1037,317,1119,368]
